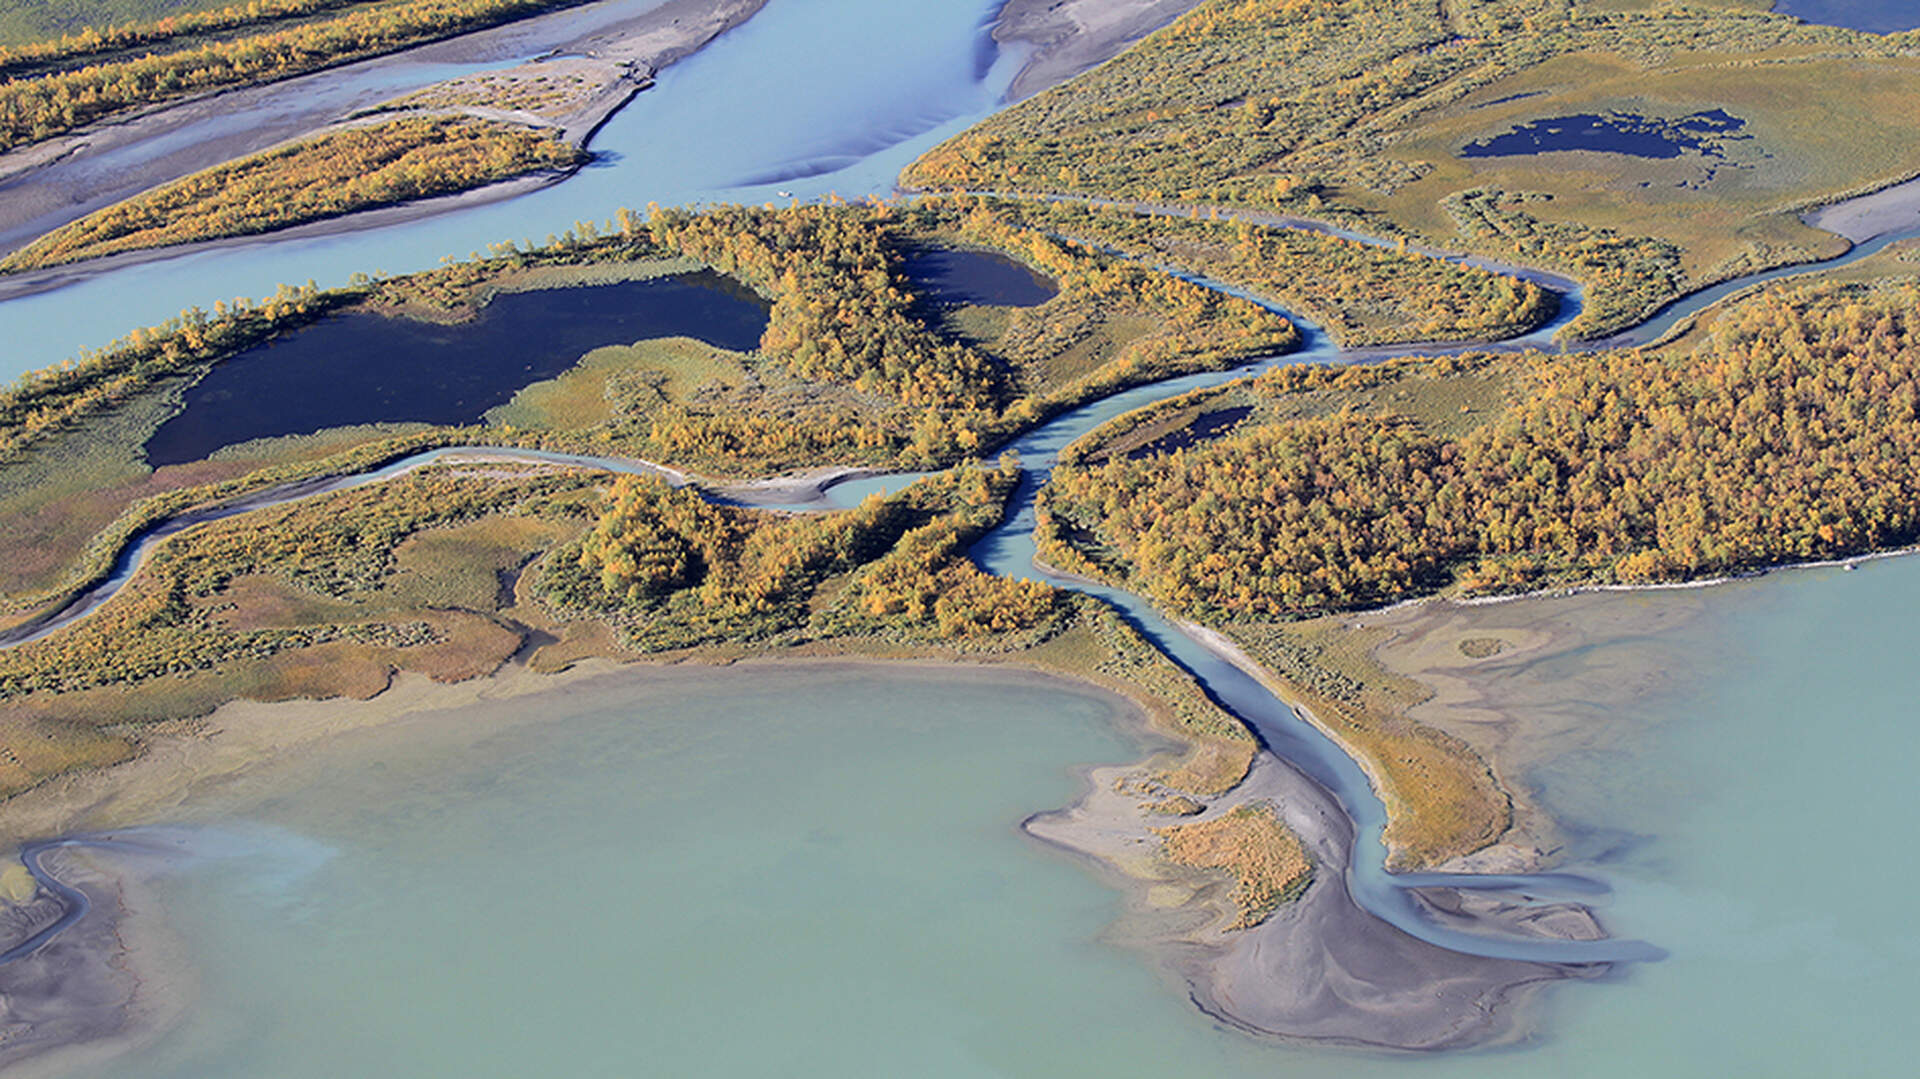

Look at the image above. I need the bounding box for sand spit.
[993,0,1205,102]
[1029,753,1605,1050]
[0,0,769,266]
[1802,172,1920,244]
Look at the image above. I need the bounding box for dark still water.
[901,247,1058,307]
[1774,1,1918,32]
[1463,109,1746,159]
[143,273,769,466]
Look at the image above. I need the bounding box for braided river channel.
[5,1,1920,1075]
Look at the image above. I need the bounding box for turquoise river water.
[56,555,1920,1077]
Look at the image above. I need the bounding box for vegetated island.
[0,114,588,274]
[0,0,772,272]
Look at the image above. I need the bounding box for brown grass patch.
[1155,802,1312,929]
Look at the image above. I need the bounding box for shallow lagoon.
[54,555,1920,1077]
[66,667,1306,1078]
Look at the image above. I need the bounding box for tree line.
[0,0,585,152]
[1041,278,1920,617]
[1,115,584,272]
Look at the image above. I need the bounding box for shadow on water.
[900,246,1058,307]
[142,272,769,467]
[1773,0,1919,33]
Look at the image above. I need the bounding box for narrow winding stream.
[0,249,1672,970]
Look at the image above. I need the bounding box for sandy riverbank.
[993,0,1205,102]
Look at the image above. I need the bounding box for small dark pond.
[143,272,769,467]
[1125,406,1254,460]
[900,247,1058,308]
[1773,1,1918,33]
[1462,109,1746,159]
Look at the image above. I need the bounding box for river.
[6,0,1920,1073]
[0,0,1026,383]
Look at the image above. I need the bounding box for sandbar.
[993,0,1206,102]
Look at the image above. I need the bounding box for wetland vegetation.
[10,0,1920,1065]
[907,0,1920,337]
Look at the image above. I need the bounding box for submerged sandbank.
[0,646,1603,1068]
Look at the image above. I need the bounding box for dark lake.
[901,247,1058,307]
[143,272,769,467]
[1773,1,1918,33]
[1462,109,1746,159]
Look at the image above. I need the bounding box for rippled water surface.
[1,0,1022,382]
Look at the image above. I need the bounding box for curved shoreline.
[0,842,90,965]
[0,0,771,285]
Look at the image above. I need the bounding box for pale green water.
[75,666,1298,1077]
[68,559,1920,1078]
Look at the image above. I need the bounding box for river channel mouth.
[35,554,1920,1078]
[142,272,768,467]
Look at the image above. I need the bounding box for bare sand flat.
[1803,173,1920,243]
[994,0,1206,101]
[1029,750,1605,1050]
